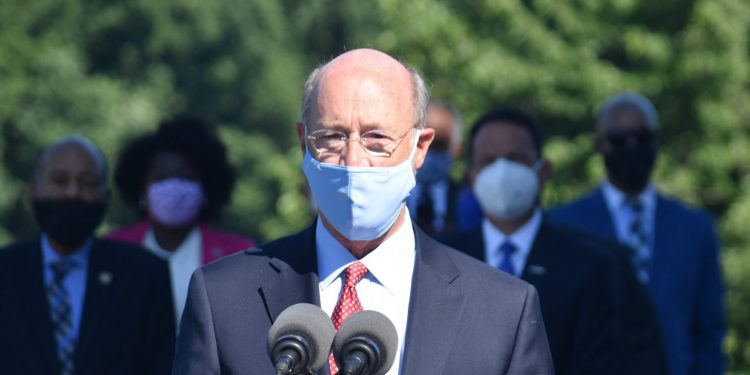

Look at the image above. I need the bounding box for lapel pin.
[98,271,113,286]
[527,265,546,275]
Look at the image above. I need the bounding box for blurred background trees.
[1,0,748,370]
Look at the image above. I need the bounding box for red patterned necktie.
[328,262,369,374]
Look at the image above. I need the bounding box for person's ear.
[413,127,435,169]
[296,122,307,155]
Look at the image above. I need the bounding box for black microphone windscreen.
[333,310,398,375]
[267,303,336,372]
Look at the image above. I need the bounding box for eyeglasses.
[306,127,415,158]
[606,128,656,147]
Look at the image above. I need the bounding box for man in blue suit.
[549,92,725,375]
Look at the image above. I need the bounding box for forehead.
[601,107,649,132]
[146,151,200,180]
[38,144,101,178]
[151,151,193,170]
[310,64,414,133]
[472,121,536,159]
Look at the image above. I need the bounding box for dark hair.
[468,106,544,160]
[114,114,236,219]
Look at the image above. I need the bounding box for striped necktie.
[47,259,77,375]
[625,198,650,284]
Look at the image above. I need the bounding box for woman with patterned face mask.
[106,115,255,325]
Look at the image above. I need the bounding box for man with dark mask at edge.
[550,92,725,375]
[407,100,463,236]
[0,135,175,375]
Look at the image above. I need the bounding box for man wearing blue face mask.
[407,101,463,236]
[174,49,554,374]
[442,106,668,375]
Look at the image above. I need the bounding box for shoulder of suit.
[0,239,37,264]
[544,220,618,266]
[439,226,481,246]
[197,228,310,282]
[547,188,602,218]
[92,238,169,276]
[656,194,714,221]
[199,224,256,247]
[422,232,535,293]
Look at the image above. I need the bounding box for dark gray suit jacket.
[174,224,554,374]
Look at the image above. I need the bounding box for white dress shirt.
[316,210,416,375]
[143,226,202,326]
[481,208,543,277]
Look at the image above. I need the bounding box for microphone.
[267,303,336,375]
[332,310,398,375]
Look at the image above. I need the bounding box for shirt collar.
[316,209,416,296]
[41,233,93,267]
[601,179,656,213]
[143,225,202,260]
[482,208,542,261]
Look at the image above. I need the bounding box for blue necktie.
[47,259,77,375]
[497,241,518,276]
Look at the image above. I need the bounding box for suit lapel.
[74,239,116,371]
[401,228,466,374]
[651,195,671,287]
[21,242,60,374]
[592,189,619,239]
[521,220,554,282]
[259,263,321,323]
[259,225,322,323]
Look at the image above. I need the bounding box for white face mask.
[473,158,542,220]
[302,130,420,241]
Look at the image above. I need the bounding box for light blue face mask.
[302,130,419,241]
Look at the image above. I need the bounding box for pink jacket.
[106,220,256,265]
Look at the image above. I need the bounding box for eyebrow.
[314,121,393,134]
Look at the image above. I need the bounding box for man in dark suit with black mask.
[442,106,667,374]
[0,135,174,375]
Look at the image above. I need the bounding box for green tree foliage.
[1,0,748,370]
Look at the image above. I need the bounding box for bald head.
[301,48,428,130]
